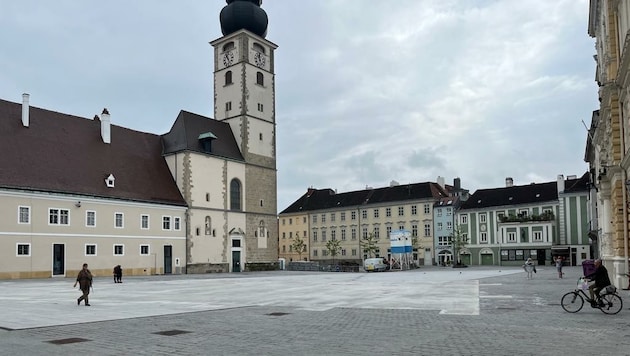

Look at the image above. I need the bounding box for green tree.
[290,233,307,261]
[448,224,469,265]
[360,232,378,258]
[325,239,342,266]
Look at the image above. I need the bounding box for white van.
[364,258,387,272]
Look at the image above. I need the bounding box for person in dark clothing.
[113,265,122,283]
[584,259,611,305]
[74,263,93,306]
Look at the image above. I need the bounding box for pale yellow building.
[278,213,310,262]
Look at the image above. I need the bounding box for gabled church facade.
[0,0,278,279]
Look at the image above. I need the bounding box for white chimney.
[21,93,30,127]
[557,174,565,194]
[506,177,513,187]
[100,108,111,144]
[437,176,445,189]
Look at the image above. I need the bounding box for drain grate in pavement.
[47,338,90,345]
[267,312,290,317]
[153,330,191,336]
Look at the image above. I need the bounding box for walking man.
[74,263,93,306]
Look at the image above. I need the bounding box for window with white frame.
[312,231,318,242]
[351,228,357,240]
[411,205,417,215]
[446,208,452,216]
[114,213,124,228]
[438,236,449,246]
[321,214,326,223]
[386,208,391,217]
[398,206,404,216]
[322,250,328,257]
[313,249,318,257]
[519,209,529,217]
[141,214,149,229]
[437,222,443,230]
[341,228,346,240]
[321,230,327,242]
[86,211,96,227]
[480,232,488,243]
[386,226,392,238]
[373,227,380,239]
[341,249,347,256]
[446,221,452,230]
[85,244,96,256]
[114,244,124,256]
[162,216,171,230]
[437,209,442,217]
[533,231,543,242]
[462,233,468,243]
[362,210,367,219]
[398,225,404,231]
[507,232,516,242]
[331,230,337,240]
[362,227,368,239]
[373,209,379,218]
[49,208,69,225]
[412,224,418,237]
[312,215,317,223]
[330,213,336,222]
[424,204,430,214]
[479,214,487,223]
[140,245,150,255]
[18,206,30,224]
[17,243,30,256]
[352,249,357,256]
[340,212,346,221]
[424,224,431,236]
[174,217,181,230]
[461,214,468,224]
[351,211,356,220]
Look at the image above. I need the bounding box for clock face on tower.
[222,51,234,67]
[254,52,266,68]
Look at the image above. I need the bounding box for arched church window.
[230,179,242,211]
[225,71,233,85]
[253,43,265,54]
[256,72,264,86]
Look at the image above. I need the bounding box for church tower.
[211,0,278,267]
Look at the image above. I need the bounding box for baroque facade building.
[586,0,630,288]
[0,0,279,279]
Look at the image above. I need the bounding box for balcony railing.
[499,211,555,223]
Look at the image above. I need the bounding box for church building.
[0,0,278,279]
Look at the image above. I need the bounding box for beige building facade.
[586,0,630,287]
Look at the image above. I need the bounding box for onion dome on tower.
[220,0,268,38]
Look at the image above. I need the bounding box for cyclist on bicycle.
[584,259,612,306]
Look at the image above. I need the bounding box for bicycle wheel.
[561,291,584,313]
[599,293,623,315]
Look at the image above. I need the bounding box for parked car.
[364,258,387,272]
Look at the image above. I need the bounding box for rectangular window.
[424,224,431,237]
[533,231,543,242]
[49,208,70,225]
[141,215,149,229]
[446,208,452,216]
[351,211,356,220]
[321,230,327,242]
[331,230,336,240]
[313,249,318,257]
[507,232,516,243]
[330,213,336,222]
[351,228,357,240]
[85,244,96,256]
[257,103,264,112]
[225,101,232,111]
[162,216,171,230]
[386,226,392,238]
[17,243,30,256]
[437,222,443,230]
[373,209,379,218]
[340,212,346,221]
[115,213,124,228]
[341,229,346,241]
[322,250,328,257]
[174,217,181,230]
[424,204,430,214]
[86,211,96,227]
[411,205,417,215]
[313,231,318,242]
[446,221,452,230]
[351,249,357,256]
[362,210,367,219]
[480,232,488,243]
[497,212,505,221]
[140,245,150,255]
[282,232,286,239]
[412,224,418,237]
[437,209,442,217]
[321,214,326,223]
[374,227,380,239]
[114,244,124,256]
[386,208,391,217]
[438,236,449,246]
[362,227,368,239]
[313,215,317,223]
[479,214,487,223]
[461,215,468,224]
[18,206,30,224]
[398,206,404,216]
[519,209,529,217]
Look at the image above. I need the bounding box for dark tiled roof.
[0,98,186,206]
[162,111,244,161]
[280,182,448,214]
[460,173,589,211]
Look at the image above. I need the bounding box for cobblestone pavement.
[1,266,630,355]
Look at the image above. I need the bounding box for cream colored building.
[586,0,630,288]
[278,213,310,262]
[280,182,450,267]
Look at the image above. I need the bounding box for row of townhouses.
[278,174,591,268]
[0,0,279,279]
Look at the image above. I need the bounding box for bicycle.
[560,278,623,315]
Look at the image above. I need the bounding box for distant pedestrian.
[523,258,535,279]
[74,263,93,306]
[554,256,564,279]
[113,265,123,283]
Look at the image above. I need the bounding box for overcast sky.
[0,1,597,212]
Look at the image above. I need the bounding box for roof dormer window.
[105,174,115,188]
[198,132,217,153]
